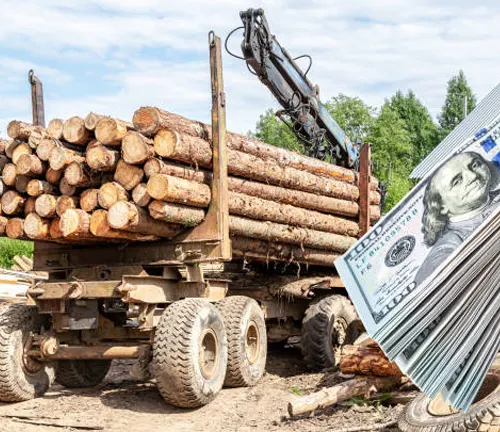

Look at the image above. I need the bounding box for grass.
[0,238,34,269]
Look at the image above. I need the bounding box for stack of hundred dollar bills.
[336,98,500,411]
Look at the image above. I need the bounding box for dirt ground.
[0,345,410,432]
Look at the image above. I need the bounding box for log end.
[6,120,22,140]
[122,131,151,164]
[146,174,170,200]
[6,218,24,239]
[132,107,158,136]
[153,129,178,157]
[24,213,49,239]
[60,209,90,237]
[35,194,57,218]
[107,201,135,229]
[95,117,121,145]
[63,116,88,145]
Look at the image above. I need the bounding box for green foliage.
[0,238,33,269]
[252,109,304,154]
[290,386,302,395]
[438,70,477,138]
[368,104,413,212]
[324,94,376,141]
[388,90,439,166]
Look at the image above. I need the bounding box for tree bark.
[24,213,51,240]
[1,191,25,215]
[95,117,133,146]
[46,168,63,185]
[340,345,403,377]
[49,146,85,171]
[47,119,64,140]
[133,107,358,183]
[0,155,8,172]
[4,140,21,159]
[0,139,8,155]
[85,144,119,171]
[59,178,77,196]
[60,209,91,237]
[26,179,58,197]
[63,116,91,145]
[56,196,79,217]
[154,128,360,201]
[12,142,32,165]
[132,183,151,207]
[121,131,154,164]
[2,163,18,186]
[35,194,57,218]
[16,154,46,177]
[6,218,25,239]
[113,159,144,191]
[80,189,99,212]
[231,237,339,267]
[24,196,36,215]
[15,175,30,194]
[107,201,182,238]
[146,174,211,207]
[0,216,7,235]
[90,210,158,241]
[148,200,205,226]
[287,376,402,417]
[84,112,105,131]
[98,182,129,209]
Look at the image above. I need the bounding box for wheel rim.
[21,333,43,375]
[198,328,218,379]
[245,321,260,365]
[328,316,348,362]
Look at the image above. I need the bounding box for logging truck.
[0,32,376,409]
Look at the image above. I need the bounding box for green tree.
[388,90,439,166]
[251,109,304,153]
[438,70,477,138]
[368,104,413,211]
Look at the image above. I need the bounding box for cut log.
[229,216,356,252]
[84,112,105,131]
[36,138,58,161]
[133,107,356,183]
[16,154,46,177]
[95,117,132,146]
[24,197,36,215]
[90,209,158,241]
[60,209,91,237]
[121,131,154,165]
[85,144,119,171]
[340,345,403,377]
[0,139,7,155]
[107,201,182,238]
[63,116,91,145]
[4,140,20,159]
[28,126,47,149]
[35,194,57,218]
[98,182,129,209]
[15,176,30,194]
[12,142,32,165]
[6,218,25,239]
[131,183,151,207]
[113,159,144,190]
[80,189,99,212]
[24,213,51,239]
[1,191,24,215]
[0,155,8,172]
[49,146,85,171]
[154,128,359,201]
[56,196,79,217]
[64,162,92,187]
[46,168,63,185]
[7,121,34,140]
[147,174,211,207]
[148,200,205,226]
[287,376,403,417]
[47,119,64,140]
[232,237,339,267]
[27,179,57,197]
[0,181,5,198]
[59,178,77,196]
[2,164,18,186]
[0,216,7,235]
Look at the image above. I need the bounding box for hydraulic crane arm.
[235,8,358,168]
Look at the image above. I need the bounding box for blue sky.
[0,0,499,136]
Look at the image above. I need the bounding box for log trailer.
[0,28,371,408]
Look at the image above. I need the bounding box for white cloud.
[0,0,499,137]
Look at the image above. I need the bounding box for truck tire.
[153,298,228,408]
[398,373,500,431]
[55,360,112,388]
[216,296,267,387]
[0,304,55,402]
[301,294,362,370]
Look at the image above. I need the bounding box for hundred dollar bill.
[335,113,500,337]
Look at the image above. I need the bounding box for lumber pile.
[0,108,381,267]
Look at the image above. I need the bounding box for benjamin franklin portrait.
[414,151,500,285]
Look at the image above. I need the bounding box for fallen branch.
[327,420,398,432]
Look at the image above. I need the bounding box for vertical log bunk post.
[358,143,371,237]
[29,70,45,127]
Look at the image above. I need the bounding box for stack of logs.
[0,107,381,268]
